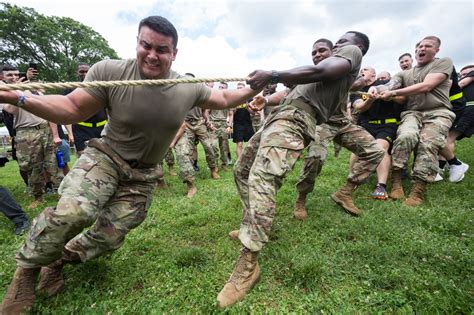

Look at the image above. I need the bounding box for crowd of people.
[0,15,473,314]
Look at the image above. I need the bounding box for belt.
[466,101,474,106]
[124,159,156,169]
[449,92,463,102]
[77,120,107,128]
[17,123,47,130]
[367,118,399,125]
[185,118,203,125]
[282,98,317,118]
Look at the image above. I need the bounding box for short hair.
[77,62,90,69]
[347,31,370,55]
[184,72,195,78]
[2,64,17,72]
[460,65,474,72]
[314,38,333,50]
[422,35,441,47]
[398,53,412,61]
[139,16,178,49]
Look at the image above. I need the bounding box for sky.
[5,0,474,88]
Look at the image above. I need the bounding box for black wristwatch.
[270,70,279,84]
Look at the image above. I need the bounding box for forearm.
[459,76,473,88]
[266,90,287,106]
[354,99,374,113]
[170,123,186,147]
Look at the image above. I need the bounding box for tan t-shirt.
[13,108,47,129]
[285,45,362,124]
[209,108,228,122]
[84,59,211,164]
[393,57,453,111]
[185,106,203,121]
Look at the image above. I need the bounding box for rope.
[0,77,249,91]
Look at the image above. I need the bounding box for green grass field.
[1,139,473,313]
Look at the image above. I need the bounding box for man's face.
[219,83,228,90]
[3,70,19,84]
[416,39,439,66]
[399,56,413,70]
[460,67,474,79]
[136,26,177,79]
[360,67,376,84]
[77,65,90,82]
[311,42,332,65]
[333,33,361,53]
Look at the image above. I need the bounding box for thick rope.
[0,77,249,91]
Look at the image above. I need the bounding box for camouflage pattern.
[250,112,263,133]
[210,120,230,165]
[234,106,317,252]
[174,120,217,182]
[15,125,59,198]
[296,120,384,195]
[391,108,455,182]
[16,143,160,268]
[164,149,175,167]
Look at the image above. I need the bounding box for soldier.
[369,35,455,206]
[217,31,370,308]
[0,16,262,314]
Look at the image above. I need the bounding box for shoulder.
[333,45,363,69]
[86,59,136,81]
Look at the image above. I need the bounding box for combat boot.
[404,180,427,207]
[1,267,40,315]
[168,165,177,176]
[293,192,308,220]
[331,180,361,216]
[217,247,260,309]
[211,167,220,179]
[186,181,197,198]
[37,250,81,297]
[389,169,405,200]
[228,230,239,240]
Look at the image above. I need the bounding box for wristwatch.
[16,94,26,107]
[270,70,279,84]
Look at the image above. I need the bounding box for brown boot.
[27,198,44,210]
[1,267,40,315]
[211,167,220,179]
[168,165,177,176]
[228,230,239,240]
[37,250,81,297]
[331,180,361,216]
[217,247,260,309]
[404,180,427,207]
[186,181,197,198]
[389,169,405,200]
[293,192,308,220]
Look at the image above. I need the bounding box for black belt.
[124,159,156,169]
[367,118,399,125]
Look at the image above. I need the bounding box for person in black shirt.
[231,82,255,158]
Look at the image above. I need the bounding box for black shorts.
[361,123,398,145]
[232,123,254,143]
[452,106,474,140]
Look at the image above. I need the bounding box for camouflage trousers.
[210,120,230,165]
[175,120,217,182]
[15,124,59,198]
[251,113,263,133]
[234,106,316,252]
[16,145,160,268]
[162,149,175,167]
[391,108,455,182]
[296,120,384,195]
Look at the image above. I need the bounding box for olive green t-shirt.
[209,108,228,122]
[84,59,211,165]
[392,57,453,111]
[185,106,203,121]
[285,45,362,124]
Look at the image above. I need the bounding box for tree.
[0,2,119,83]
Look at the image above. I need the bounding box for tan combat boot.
[228,230,239,240]
[389,169,405,200]
[293,192,308,220]
[168,165,177,176]
[331,180,361,216]
[186,181,197,198]
[404,180,427,207]
[1,267,40,315]
[211,167,220,179]
[37,250,81,297]
[217,247,260,309]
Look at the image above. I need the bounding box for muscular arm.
[381,73,448,99]
[459,76,474,88]
[170,122,187,148]
[201,87,261,110]
[0,88,105,125]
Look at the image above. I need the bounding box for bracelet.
[16,92,26,107]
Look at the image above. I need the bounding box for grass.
[0,138,473,313]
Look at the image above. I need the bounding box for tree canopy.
[0,2,119,82]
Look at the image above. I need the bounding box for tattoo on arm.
[383,78,402,91]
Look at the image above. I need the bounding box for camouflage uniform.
[210,120,231,166]
[250,112,263,133]
[15,124,58,198]
[234,105,317,252]
[163,149,175,167]
[16,139,161,268]
[391,109,455,182]
[296,120,384,195]
[174,119,217,182]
